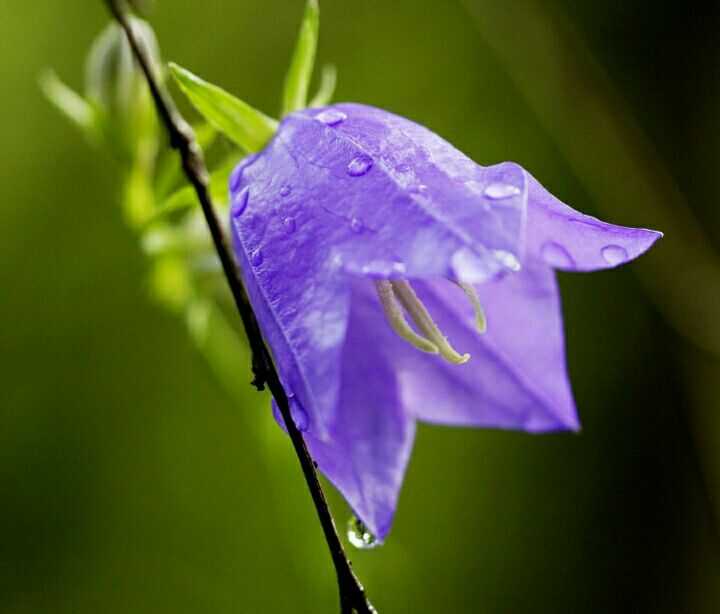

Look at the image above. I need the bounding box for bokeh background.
[2,1,718,612]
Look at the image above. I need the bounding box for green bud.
[85,17,158,116]
[84,17,160,159]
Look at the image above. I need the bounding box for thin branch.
[103,2,374,612]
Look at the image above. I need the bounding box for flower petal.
[297,280,416,540]
[234,103,526,284]
[229,103,530,432]
[399,265,578,432]
[526,174,662,271]
[321,103,528,282]
[230,153,351,438]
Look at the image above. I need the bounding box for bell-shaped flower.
[169,0,661,542]
[227,102,660,541]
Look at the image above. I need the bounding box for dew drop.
[347,154,374,177]
[601,244,628,266]
[288,394,309,432]
[484,182,521,200]
[229,166,244,192]
[231,187,250,218]
[450,247,501,283]
[493,249,521,272]
[280,184,292,197]
[283,216,296,234]
[392,261,407,275]
[250,248,264,266]
[346,516,379,550]
[350,217,364,233]
[541,241,575,268]
[315,108,347,126]
[396,163,411,173]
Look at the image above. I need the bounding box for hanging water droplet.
[484,182,521,200]
[350,217,364,233]
[288,394,309,432]
[315,108,347,126]
[280,184,292,197]
[601,244,628,266]
[346,516,379,550]
[231,187,250,218]
[283,216,296,234]
[250,248,264,266]
[541,241,575,268]
[347,154,374,177]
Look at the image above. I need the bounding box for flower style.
[227,102,661,541]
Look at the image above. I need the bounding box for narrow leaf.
[39,71,98,136]
[281,0,319,114]
[169,63,277,152]
[308,64,337,108]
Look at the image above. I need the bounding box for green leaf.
[169,63,277,152]
[282,0,319,114]
[308,64,337,108]
[123,156,155,228]
[39,70,99,138]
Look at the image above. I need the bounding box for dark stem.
[103,2,374,612]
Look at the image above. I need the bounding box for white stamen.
[390,280,470,365]
[374,281,439,355]
[455,282,487,334]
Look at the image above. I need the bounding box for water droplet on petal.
[541,241,575,268]
[280,184,292,197]
[347,154,373,177]
[350,217,364,233]
[229,166,244,192]
[283,217,296,234]
[396,163,411,173]
[250,248,264,266]
[484,182,521,200]
[492,249,521,272]
[410,184,428,195]
[288,394,309,432]
[315,108,347,126]
[601,244,628,266]
[451,247,498,284]
[392,261,407,275]
[231,187,250,218]
[347,516,379,550]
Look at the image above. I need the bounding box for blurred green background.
[1,1,718,612]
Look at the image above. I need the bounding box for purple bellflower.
[227,103,661,541]
[168,1,661,543]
